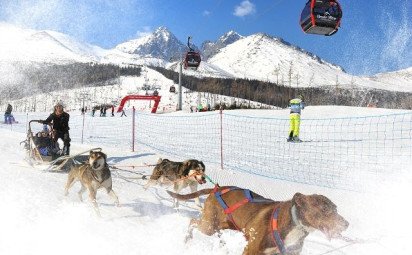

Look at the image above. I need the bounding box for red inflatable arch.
[117,95,161,113]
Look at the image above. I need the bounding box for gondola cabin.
[300,0,342,36]
[184,51,201,70]
[169,85,176,93]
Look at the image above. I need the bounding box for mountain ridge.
[0,23,411,93]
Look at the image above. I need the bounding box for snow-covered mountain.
[115,27,189,62]
[207,33,352,87]
[0,22,411,93]
[0,22,106,63]
[201,30,243,60]
[368,67,412,88]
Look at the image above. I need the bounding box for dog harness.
[213,186,254,230]
[213,186,288,255]
[271,207,287,255]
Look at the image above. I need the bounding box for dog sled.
[20,120,100,172]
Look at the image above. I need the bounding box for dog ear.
[181,160,191,176]
[200,161,205,171]
[102,152,107,161]
[292,193,306,208]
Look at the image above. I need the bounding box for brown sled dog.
[64,151,119,216]
[168,186,349,255]
[144,158,206,209]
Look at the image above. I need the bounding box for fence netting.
[133,111,412,191]
[4,110,411,191]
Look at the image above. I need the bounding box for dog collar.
[291,204,312,234]
[271,205,308,255]
[291,205,300,227]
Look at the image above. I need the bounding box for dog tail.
[142,158,163,180]
[167,188,213,201]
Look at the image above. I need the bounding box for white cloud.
[203,10,211,16]
[233,0,256,17]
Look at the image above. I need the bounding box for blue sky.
[0,0,411,75]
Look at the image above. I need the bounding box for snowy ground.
[1,107,412,255]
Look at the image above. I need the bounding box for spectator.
[42,101,71,155]
[197,104,203,112]
[287,95,305,142]
[92,108,96,117]
[120,109,127,117]
[111,105,115,117]
[4,103,13,124]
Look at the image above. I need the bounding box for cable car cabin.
[184,51,201,70]
[300,0,342,36]
[169,85,176,93]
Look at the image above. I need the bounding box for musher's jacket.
[43,112,70,133]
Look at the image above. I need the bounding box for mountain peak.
[155,26,169,32]
[115,26,186,61]
[219,30,242,44]
[202,30,243,60]
[153,26,172,37]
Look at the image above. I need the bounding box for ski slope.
[0,106,411,255]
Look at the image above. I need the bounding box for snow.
[0,20,411,255]
[1,105,411,255]
[207,33,412,92]
[1,22,411,93]
[0,22,105,63]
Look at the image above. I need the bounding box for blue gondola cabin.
[300,0,342,36]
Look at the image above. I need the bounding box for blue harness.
[213,186,287,254]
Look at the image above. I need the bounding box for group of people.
[22,93,305,158]
[35,101,130,157]
[91,105,120,117]
[40,102,71,156]
[313,0,342,19]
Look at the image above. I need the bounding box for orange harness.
[213,186,253,230]
[213,186,287,254]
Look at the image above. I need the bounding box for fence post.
[81,112,85,144]
[132,106,136,152]
[220,106,224,170]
